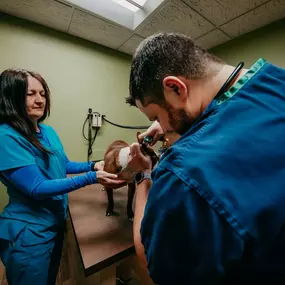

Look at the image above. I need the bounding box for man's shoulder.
[152,150,195,195]
[158,135,195,172]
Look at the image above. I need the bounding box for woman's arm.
[0,133,125,199]
[65,155,105,174]
[65,154,94,174]
[2,164,97,199]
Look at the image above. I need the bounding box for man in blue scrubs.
[125,32,285,284]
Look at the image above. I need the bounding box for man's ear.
[162,76,188,107]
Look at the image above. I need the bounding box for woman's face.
[26,75,46,122]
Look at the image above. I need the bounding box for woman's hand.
[127,143,152,173]
[94,160,105,171]
[96,170,127,189]
[137,121,164,146]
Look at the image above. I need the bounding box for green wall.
[211,18,285,69]
[0,13,149,211]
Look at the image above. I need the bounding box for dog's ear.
[136,132,141,142]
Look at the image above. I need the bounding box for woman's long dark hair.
[0,68,51,154]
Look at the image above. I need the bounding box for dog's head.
[103,134,160,182]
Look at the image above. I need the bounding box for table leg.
[100,265,117,285]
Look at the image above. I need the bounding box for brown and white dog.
[103,133,159,220]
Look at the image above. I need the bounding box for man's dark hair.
[0,68,51,154]
[126,32,224,107]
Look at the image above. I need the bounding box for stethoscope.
[214,61,244,100]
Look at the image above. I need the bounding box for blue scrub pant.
[0,230,64,285]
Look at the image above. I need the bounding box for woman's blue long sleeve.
[1,164,97,199]
[65,155,94,174]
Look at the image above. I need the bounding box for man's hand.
[94,160,105,171]
[96,170,127,189]
[137,121,164,146]
[127,143,152,173]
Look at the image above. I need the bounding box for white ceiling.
[0,0,285,56]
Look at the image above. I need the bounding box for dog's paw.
[127,209,134,221]
[106,210,114,216]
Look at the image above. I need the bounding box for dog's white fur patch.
[118,147,135,182]
[119,147,130,168]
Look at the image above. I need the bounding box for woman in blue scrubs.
[0,68,125,285]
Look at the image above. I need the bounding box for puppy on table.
[103,133,159,220]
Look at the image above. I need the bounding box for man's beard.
[166,103,196,136]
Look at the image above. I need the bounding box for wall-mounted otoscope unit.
[83,108,150,162]
[88,108,102,128]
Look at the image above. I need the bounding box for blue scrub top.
[0,124,68,246]
[141,58,285,284]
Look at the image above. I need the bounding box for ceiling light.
[112,0,147,12]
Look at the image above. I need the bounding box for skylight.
[113,0,148,12]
